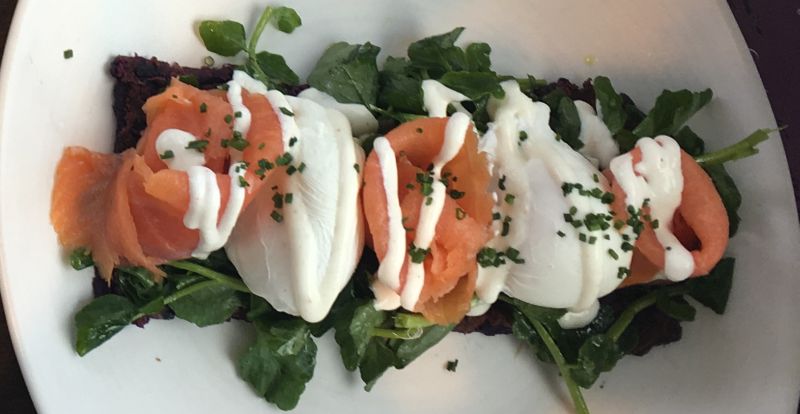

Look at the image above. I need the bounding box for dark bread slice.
[109,56,235,153]
[105,56,681,349]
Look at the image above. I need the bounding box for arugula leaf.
[685,257,735,314]
[238,318,317,410]
[307,42,381,105]
[703,164,743,236]
[334,300,386,370]
[69,247,94,270]
[633,88,713,137]
[75,295,138,356]
[168,282,244,327]
[198,20,247,56]
[695,128,773,166]
[592,76,626,134]
[613,129,639,153]
[254,51,299,86]
[407,27,467,77]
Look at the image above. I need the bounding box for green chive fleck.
[280,107,294,116]
[159,150,175,160]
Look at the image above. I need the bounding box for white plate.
[1,0,799,413]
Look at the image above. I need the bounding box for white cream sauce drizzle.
[154,129,206,171]
[400,112,470,310]
[608,135,693,281]
[184,162,247,259]
[421,79,470,118]
[574,100,619,169]
[373,137,405,291]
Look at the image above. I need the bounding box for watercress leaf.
[673,126,706,157]
[465,42,492,72]
[510,308,554,363]
[75,295,137,356]
[115,266,164,307]
[633,88,713,137]
[169,283,244,327]
[656,295,696,321]
[505,296,567,324]
[695,128,773,166]
[407,27,467,77]
[703,164,742,236]
[571,334,623,388]
[238,318,317,410]
[555,96,583,150]
[394,324,454,368]
[198,20,247,57]
[247,295,274,322]
[592,76,626,134]
[271,6,302,33]
[307,42,381,105]
[69,247,94,270]
[438,71,501,101]
[334,300,386,370]
[614,129,639,154]
[359,339,397,391]
[255,51,300,86]
[378,56,424,113]
[685,257,735,314]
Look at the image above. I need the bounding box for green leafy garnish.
[633,88,713,137]
[308,42,381,106]
[694,128,774,165]
[69,247,94,270]
[198,20,247,57]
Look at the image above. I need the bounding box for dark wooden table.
[0,1,798,413]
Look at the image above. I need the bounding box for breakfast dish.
[45,5,775,413]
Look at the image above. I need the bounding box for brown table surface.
[1,1,798,413]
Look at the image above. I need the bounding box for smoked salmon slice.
[51,78,283,281]
[362,118,493,324]
[605,148,729,286]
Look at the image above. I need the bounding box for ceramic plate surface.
[1,0,798,413]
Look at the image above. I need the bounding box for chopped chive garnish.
[608,249,619,260]
[579,233,587,242]
[505,247,525,264]
[416,127,423,133]
[228,131,249,151]
[285,193,294,204]
[258,142,266,150]
[234,111,242,118]
[504,194,516,205]
[425,197,433,206]
[519,130,528,141]
[405,183,415,190]
[238,176,250,188]
[276,152,293,166]
[592,173,599,183]
[621,242,634,252]
[159,150,175,160]
[286,165,298,175]
[199,102,208,113]
[477,247,505,268]
[409,244,430,263]
[501,216,512,236]
[588,236,597,244]
[224,114,233,124]
[280,107,294,116]
[492,212,501,220]
[353,163,360,173]
[651,219,660,229]
[289,137,298,147]
[569,206,578,215]
[556,230,566,238]
[298,162,306,173]
[270,210,283,223]
[63,49,74,59]
[446,359,459,372]
[272,192,284,209]
[455,207,466,220]
[449,189,465,199]
[185,139,209,152]
[204,128,212,138]
[617,267,629,279]
[498,175,507,191]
